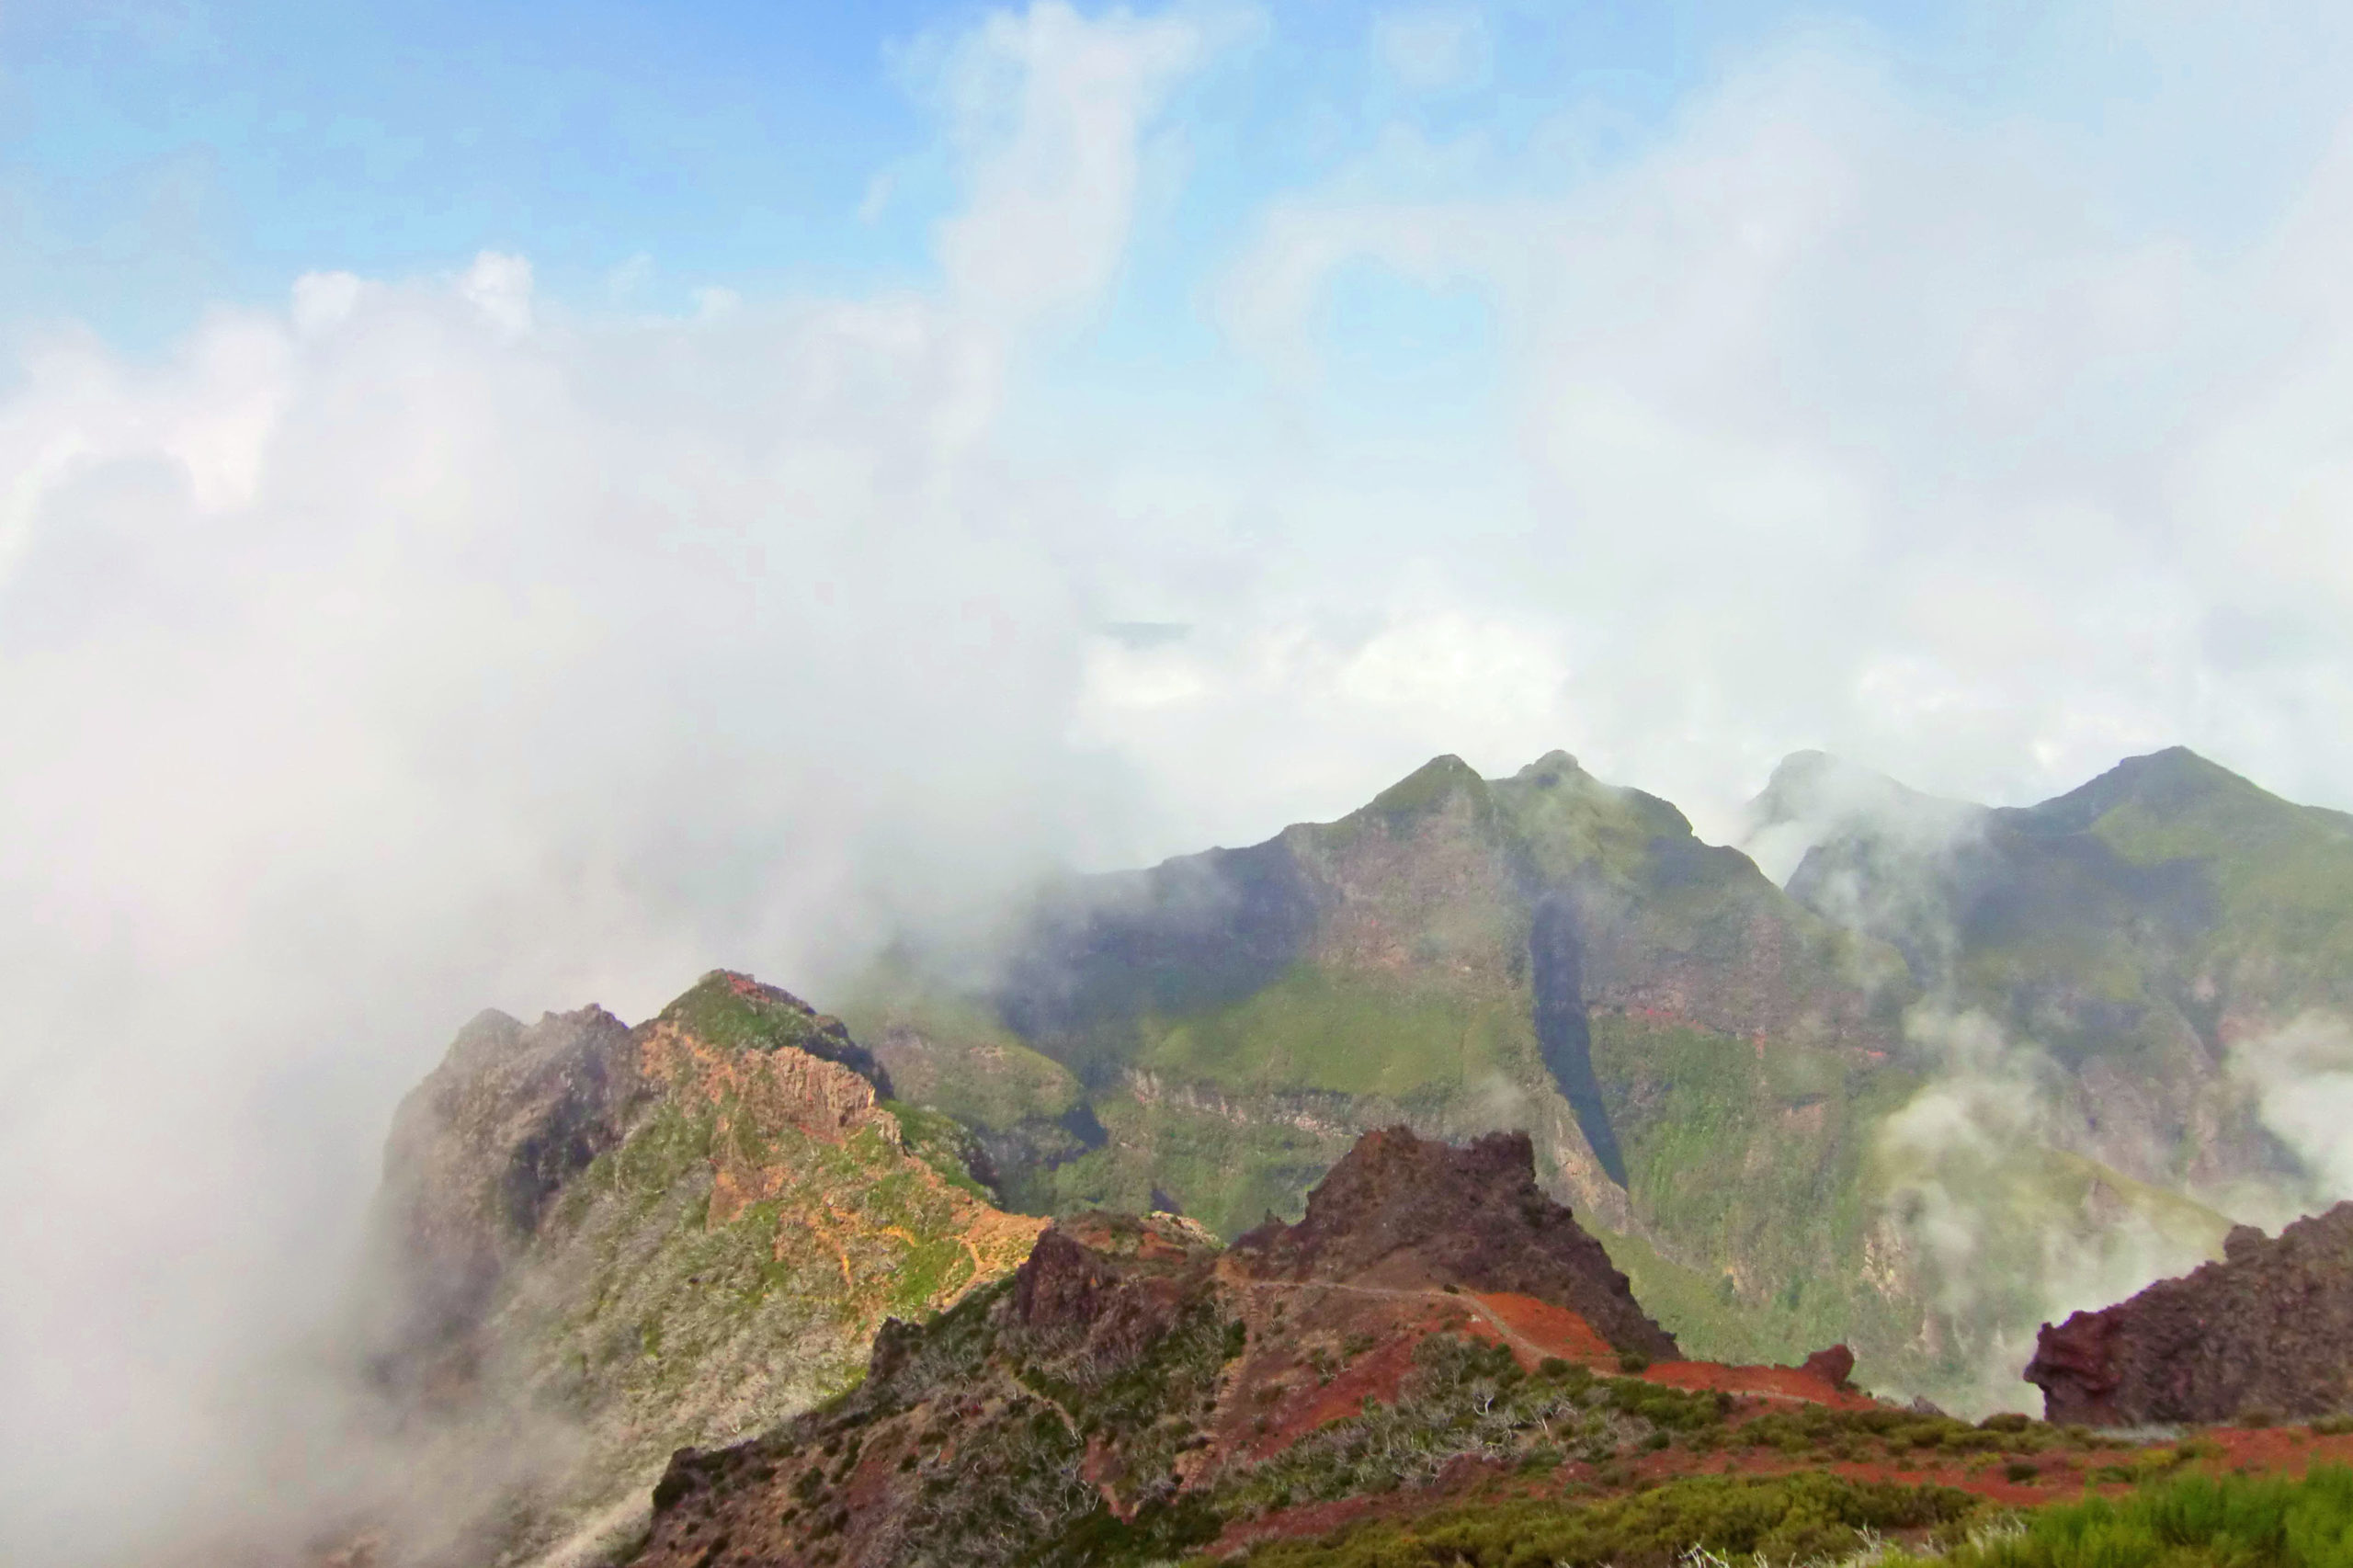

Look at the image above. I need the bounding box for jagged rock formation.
[630,1128,1779,1568]
[2025,1204,2353,1425]
[357,971,1045,1567]
[375,1003,642,1392]
[1227,1128,1678,1361]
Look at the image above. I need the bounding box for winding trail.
[1227,1277,1860,1408]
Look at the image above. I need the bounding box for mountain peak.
[1747,751,1976,835]
[1229,1127,1678,1359]
[1364,753,1490,822]
[2009,745,2261,836]
[1512,749,1586,787]
[1740,752,1980,884]
[656,969,891,1090]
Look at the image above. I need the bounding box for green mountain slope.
[847,746,2347,1411]
[845,753,1928,1389]
[1764,745,2351,1199]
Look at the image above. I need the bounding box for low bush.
[1893,1465,2353,1568]
[1212,1471,1979,1567]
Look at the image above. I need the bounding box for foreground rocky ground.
[628,1129,2353,1568]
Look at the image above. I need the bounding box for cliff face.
[358,971,1045,1568]
[374,1003,642,1392]
[2026,1205,2353,1426]
[631,1128,1753,1568]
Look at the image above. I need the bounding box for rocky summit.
[357,971,1044,1568]
[2026,1203,2353,1426]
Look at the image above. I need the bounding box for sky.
[7,1,2353,1562]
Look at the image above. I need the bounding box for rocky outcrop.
[2025,1204,2353,1425]
[370,1004,642,1383]
[631,1127,1899,1568]
[351,970,1044,1568]
[1228,1127,1679,1360]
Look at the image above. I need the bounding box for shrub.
[1887,1465,2353,1568]
[1223,1471,1979,1567]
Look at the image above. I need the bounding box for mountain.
[355,971,1045,1567]
[1762,744,2353,1226]
[848,753,1914,1369]
[629,1127,2227,1568]
[847,745,2353,1409]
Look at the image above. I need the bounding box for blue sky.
[15,1,2337,351]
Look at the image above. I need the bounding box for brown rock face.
[1800,1345,1857,1390]
[370,1004,642,1377]
[2025,1202,2353,1425]
[1227,1126,1679,1360]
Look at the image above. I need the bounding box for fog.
[9,2,2353,1562]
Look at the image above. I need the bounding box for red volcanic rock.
[1228,1126,1679,1360]
[2026,1203,2353,1426]
[1801,1345,1857,1390]
[1011,1210,1222,1365]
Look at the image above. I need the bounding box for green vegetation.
[837,970,1084,1132]
[1133,963,1536,1099]
[1214,1471,1982,1567]
[792,1290,1243,1568]
[1491,753,1699,888]
[1212,1337,1728,1517]
[1360,754,1495,830]
[1592,1016,1921,1378]
[881,1100,995,1201]
[1889,1466,2353,1568]
[1021,1089,1350,1238]
[1595,1230,1779,1368]
[658,971,838,1056]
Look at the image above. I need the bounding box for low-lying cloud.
[2232,1013,2353,1203]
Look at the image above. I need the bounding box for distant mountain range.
[846,745,2353,1405]
[346,744,2353,1565]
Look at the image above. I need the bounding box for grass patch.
[1893,1465,2353,1568]
[1214,1470,1980,1567]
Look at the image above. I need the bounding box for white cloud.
[457,249,535,337]
[932,1,1224,325]
[0,8,1227,1562]
[1199,36,2353,824]
[2231,1013,2353,1200]
[1372,6,1491,95]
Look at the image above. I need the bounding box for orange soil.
[1645,1359,1881,1410]
[1472,1293,1618,1362]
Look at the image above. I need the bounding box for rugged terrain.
[341,741,2353,1562]
[630,1127,2341,1568]
[356,971,1044,1566]
[2027,1203,2353,1426]
[846,745,2353,1406]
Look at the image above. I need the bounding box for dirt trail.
[1233,1278,1861,1407]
